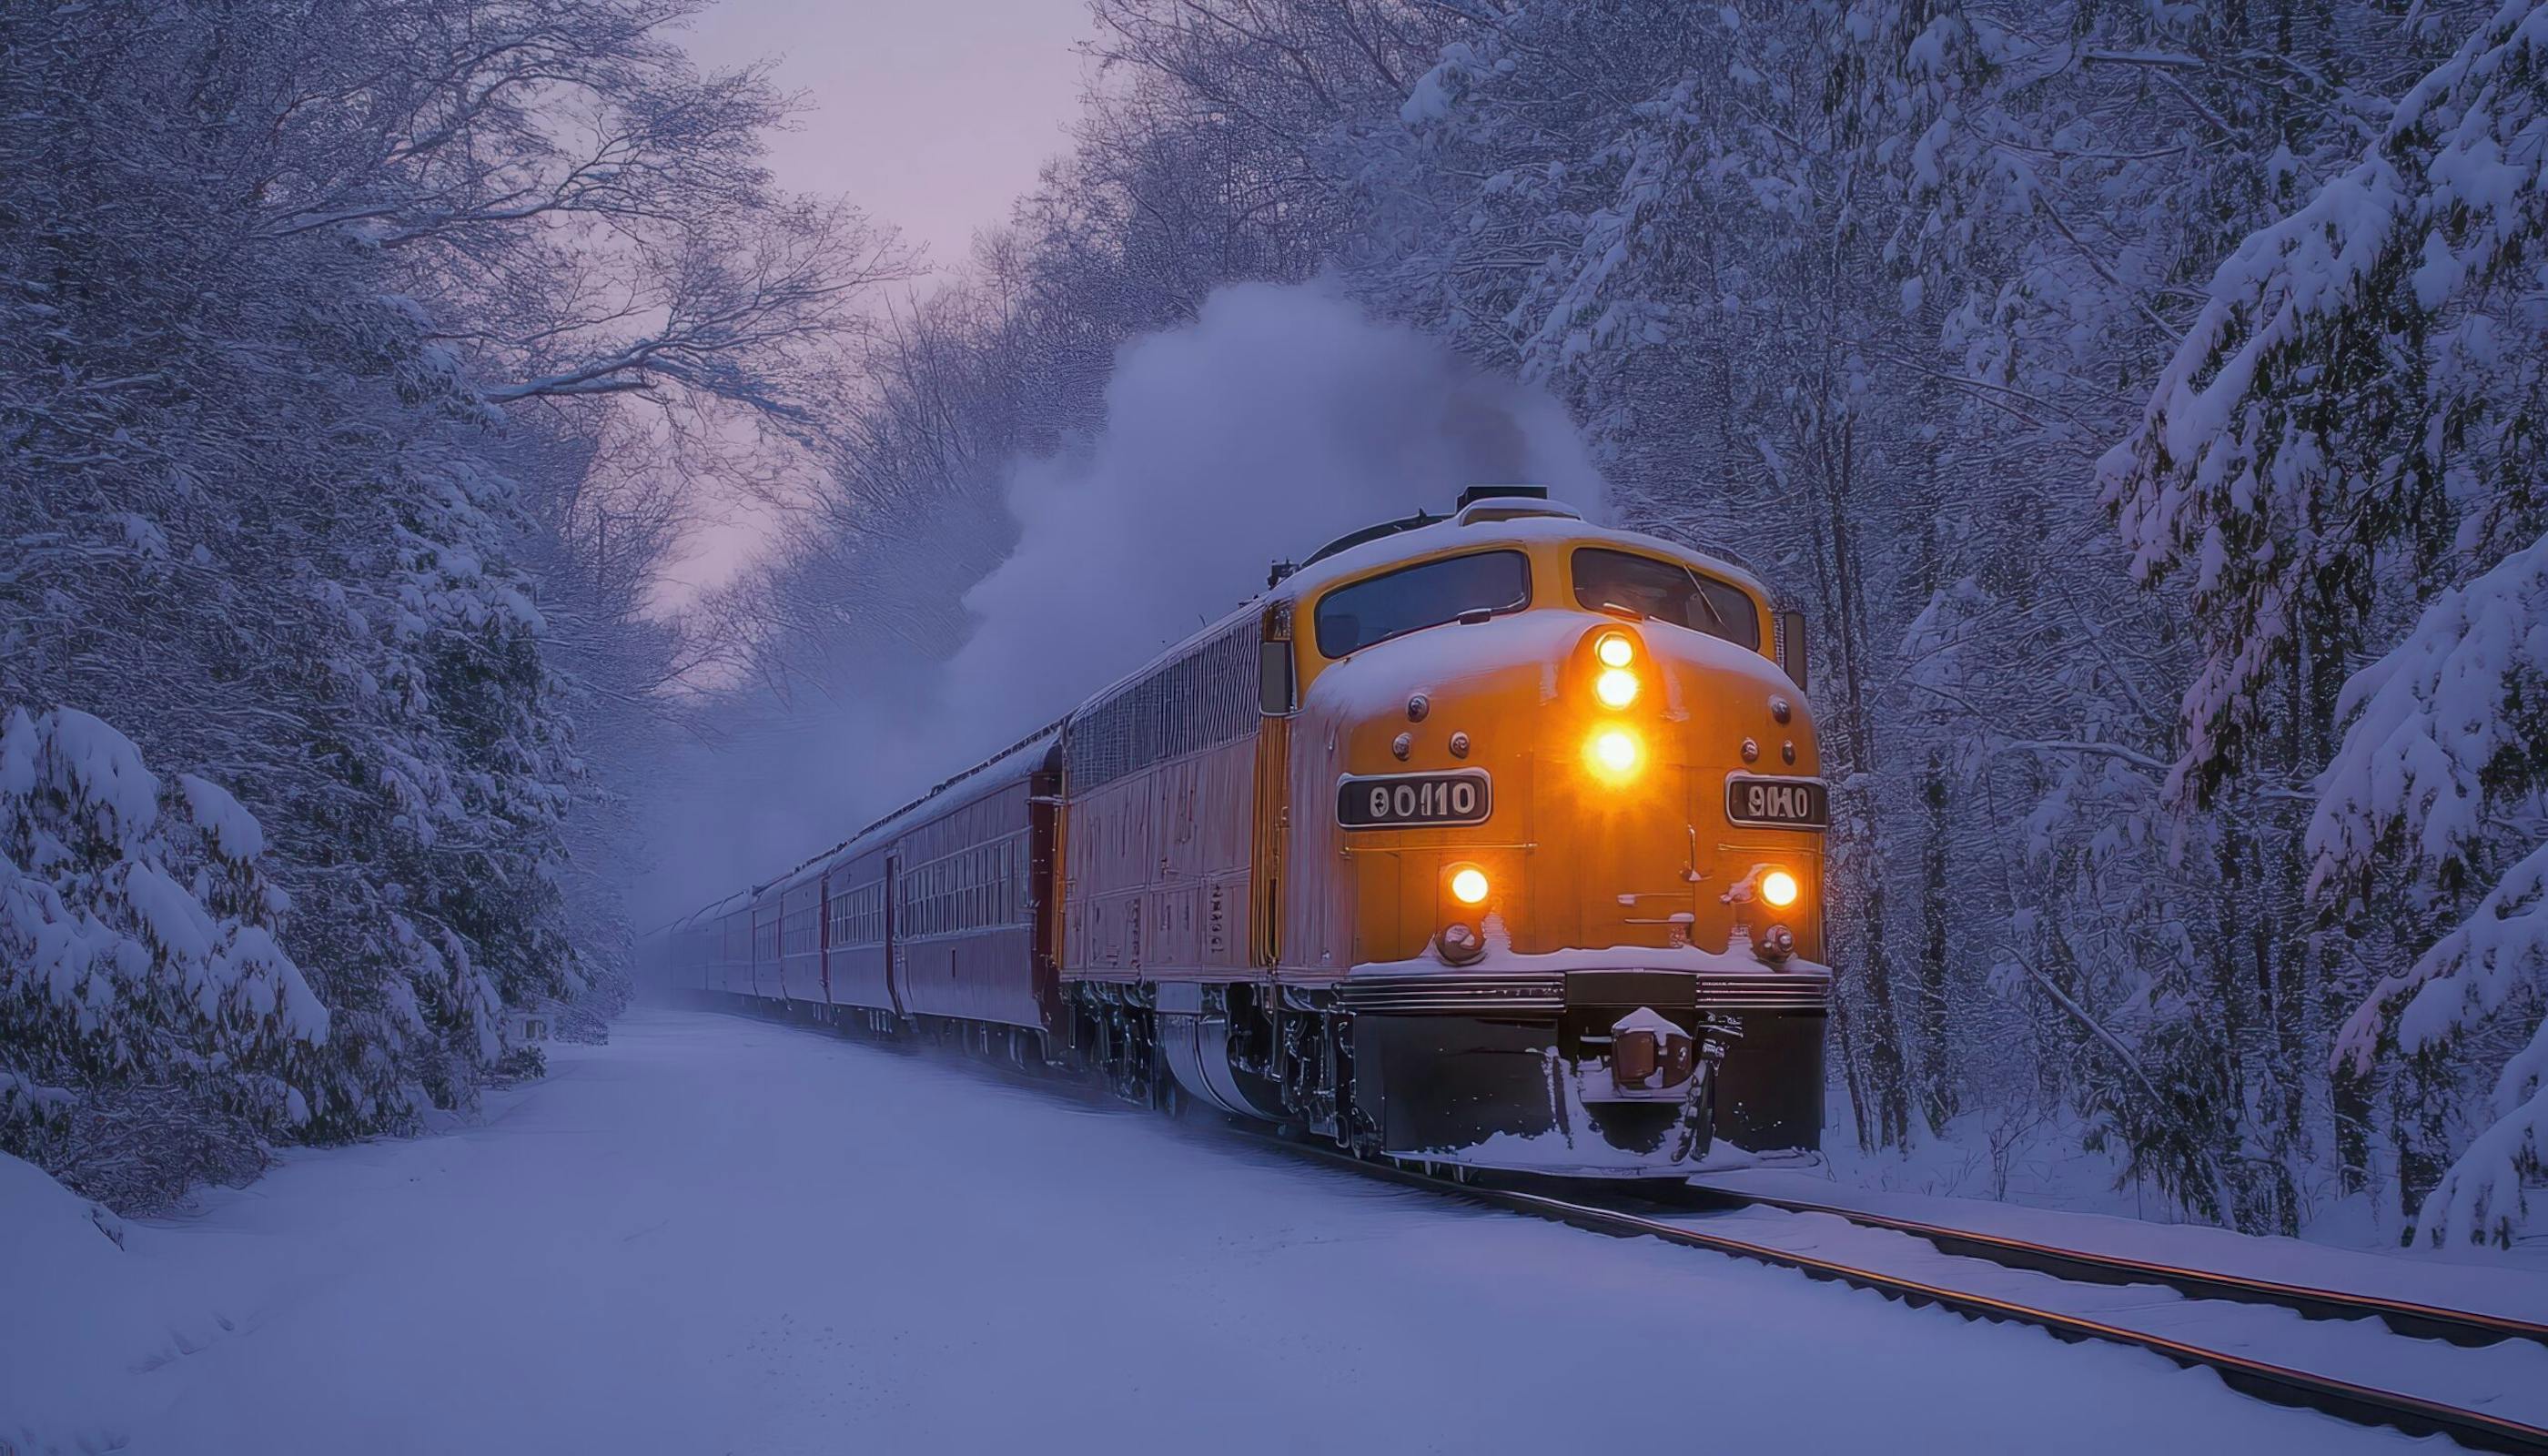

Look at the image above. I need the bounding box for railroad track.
[1243,1133,2548,1454]
[1671,1181,2548,1351]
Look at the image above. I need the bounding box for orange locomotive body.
[662,488,1830,1174]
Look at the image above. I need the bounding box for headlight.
[1593,667,1640,708]
[1589,728,1641,777]
[1760,869,1800,908]
[1595,632,1635,668]
[1448,864,1491,905]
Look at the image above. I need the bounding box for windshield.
[1314,550,1531,657]
[1572,548,1760,651]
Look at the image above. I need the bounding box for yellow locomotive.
[668,486,1830,1176]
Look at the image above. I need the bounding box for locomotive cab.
[1276,490,1830,1176]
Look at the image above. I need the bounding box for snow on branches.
[2100,0,2548,798]
[2320,541,2548,1246]
[2310,535,2548,906]
[0,707,326,1211]
[2338,840,2548,1245]
[2106,0,2548,1244]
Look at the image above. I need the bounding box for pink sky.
[682,0,1095,273]
[666,2,1095,599]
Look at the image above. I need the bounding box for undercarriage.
[1077,968,1827,1177]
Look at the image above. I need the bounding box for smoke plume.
[640,283,1604,915]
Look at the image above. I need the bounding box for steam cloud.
[641,282,1605,916]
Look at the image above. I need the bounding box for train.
[657,486,1830,1177]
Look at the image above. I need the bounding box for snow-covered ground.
[0,1008,2495,1454]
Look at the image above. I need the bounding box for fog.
[638,282,1605,917]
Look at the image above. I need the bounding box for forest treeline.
[5,0,2544,1245]
[0,0,908,1209]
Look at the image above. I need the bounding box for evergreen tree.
[0,709,327,1211]
[2105,1,2548,1244]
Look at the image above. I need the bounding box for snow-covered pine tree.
[2103,0,2548,1245]
[0,708,328,1211]
[2327,547,2548,1244]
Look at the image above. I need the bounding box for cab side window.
[1313,551,1531,658]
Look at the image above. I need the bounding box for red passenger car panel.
[823,848,895,1012]
[779,872,825,1003]
[752,898,781,999]
[889,776,1043,1030]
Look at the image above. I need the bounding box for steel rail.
[1671,1182,2548,1352]
[1241,1135,2548,1454]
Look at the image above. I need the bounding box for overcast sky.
[682,0,1095,273]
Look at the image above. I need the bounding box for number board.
[1338,770,1492,830]
[1724,774,1829,830]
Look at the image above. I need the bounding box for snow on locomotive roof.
[1068,505,1770,733]
[1070,600,1263,726]
[1270,508,1771,608]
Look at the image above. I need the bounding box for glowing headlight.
[1590,729,1641,776]
[1449,865,1491,905]
[1760,869,1800,908]
[1596,632,1635,669]
[1594,667,1640,708]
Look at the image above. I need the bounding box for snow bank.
[0,1152,216,1456]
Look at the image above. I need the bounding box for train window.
[1572,548,1760,651]
[1313,551,1531,658]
